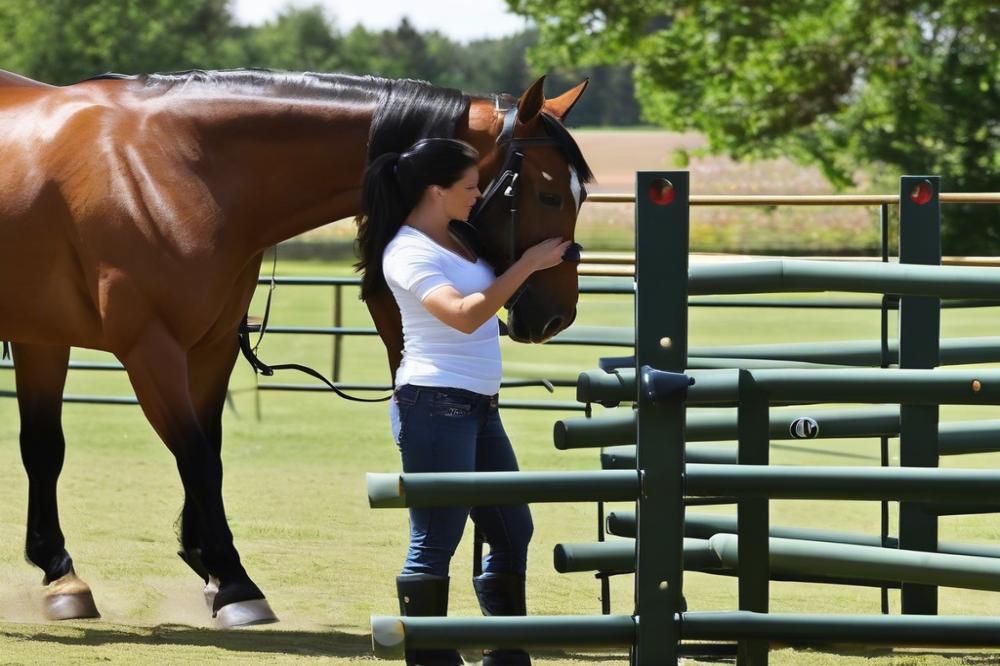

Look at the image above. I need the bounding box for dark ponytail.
[355,138,479,300]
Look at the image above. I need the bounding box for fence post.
[332,284,343,382]
[737,370,769,665]
[633,171,688,665]
[898,175,942,614]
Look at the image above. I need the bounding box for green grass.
[3,259,1000,664]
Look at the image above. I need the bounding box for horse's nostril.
[542,316,564,339]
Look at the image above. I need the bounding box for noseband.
[461,100,585,310]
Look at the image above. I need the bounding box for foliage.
[507,0,1000,252]
[0,1,639,127]
[0,0,242,83]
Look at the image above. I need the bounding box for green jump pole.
[366,471,639,508]
[688,258,1000,298]
[551,333,1000,365]
[681,611,1000,646]
[607,511,1000,560]
[685,464,1000,502]
[602,443,735,467]
[710,534,1000,592]
[688,337,1000,367]
[553,534,1000,594]
[597,417,1000,467]
[553,538,721,574]
[553,539,904,588]
[370,615,637,659]
[556,405,901,450]
[579,368,1000,408]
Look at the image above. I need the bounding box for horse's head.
[467,77,592,343]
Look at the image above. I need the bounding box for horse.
[0,68,592,627]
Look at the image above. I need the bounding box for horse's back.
[0,69,54,88]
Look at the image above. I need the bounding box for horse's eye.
[538,192,562,207]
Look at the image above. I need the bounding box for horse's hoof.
[203,576,220,609]
[43,573,100,620]
[214,598,278,628]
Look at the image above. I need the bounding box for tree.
[243,5,342,71]
[508,0,1000,252]
[0,0,241,84]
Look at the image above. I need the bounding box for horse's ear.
[544,78,589,122]
[517,76,546,124]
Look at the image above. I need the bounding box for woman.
[356,137,570,666]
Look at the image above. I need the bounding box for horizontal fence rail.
[370,615,637,659]
[587,192,1000,205]
[579,368,1000,407]
[605,512,1000,560]
[366,470,640,508]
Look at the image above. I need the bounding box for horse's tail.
[2,341,8,360]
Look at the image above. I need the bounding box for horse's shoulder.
[0,70,54,89]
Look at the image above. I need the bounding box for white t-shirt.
[383,225,502,397]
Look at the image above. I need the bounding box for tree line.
[0,0,639,127]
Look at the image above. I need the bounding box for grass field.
[4,257,1000,666]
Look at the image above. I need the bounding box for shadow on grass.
[1,623,371,658]
[0,624,631,662]
[530,649,631,663]
[778,645,1000,663]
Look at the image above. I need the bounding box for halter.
[460,98,585,310]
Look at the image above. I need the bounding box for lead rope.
[238,248,392,403]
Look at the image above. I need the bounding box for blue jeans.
[393,384,533,577]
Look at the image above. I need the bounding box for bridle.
[461,98,585,310]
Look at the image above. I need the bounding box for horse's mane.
[85,68,592,180]
[364,77,471,163]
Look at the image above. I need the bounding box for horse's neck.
[163,91,499,253]
[171,94,374,251]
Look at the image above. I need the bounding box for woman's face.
[436,166,481,221]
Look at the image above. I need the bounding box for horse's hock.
[366,172,1000,665]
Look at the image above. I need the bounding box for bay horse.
[0,68,591,627]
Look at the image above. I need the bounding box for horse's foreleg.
[12,342,100,620]
[177,332,242,609]
[120,324,276,627]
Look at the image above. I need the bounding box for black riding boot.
[472,573,531,666]
[396,574,463,666]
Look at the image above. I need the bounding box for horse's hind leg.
[120,323,276,628]
[12,342,100,619]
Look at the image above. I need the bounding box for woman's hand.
[519,237,574,272]
[421,237,573,335]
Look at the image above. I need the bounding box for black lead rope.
[1,340,8,360]
[238,249,392,404]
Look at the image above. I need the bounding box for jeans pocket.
[430,391,476,418]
